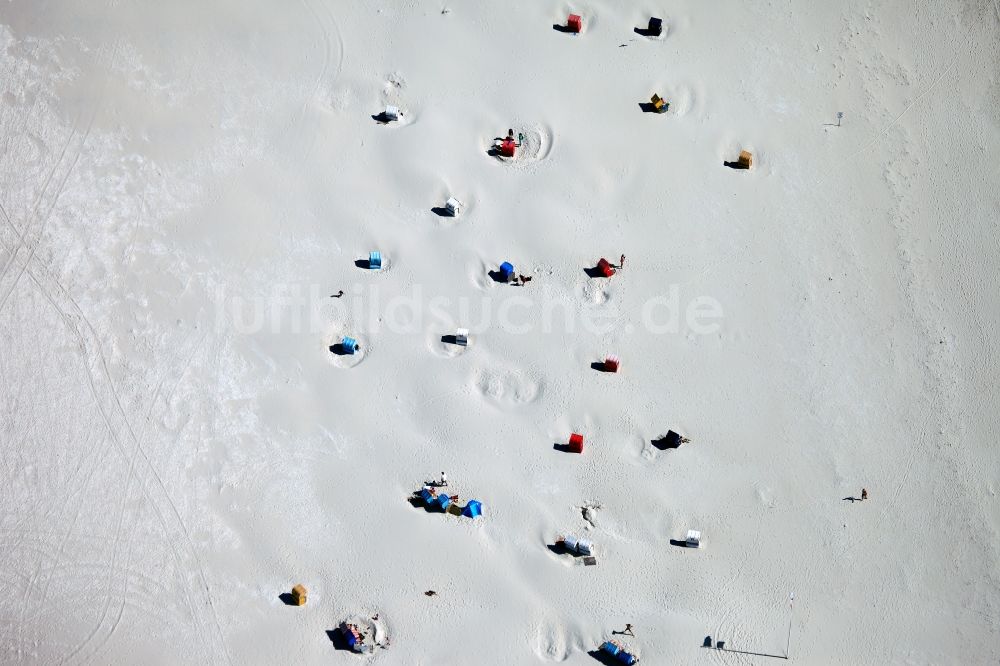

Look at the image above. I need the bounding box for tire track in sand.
[20,262,230,666]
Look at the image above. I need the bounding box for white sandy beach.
[1,1,999,663]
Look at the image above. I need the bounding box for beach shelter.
[463,500,482,518]
[738,150,753,168]
[601,641,621,657]
[419,487,436,504]
[384,105,400,121]
[342,336,359,354]
[500,138,516,157]
[576,538,593,556]
[455,328,469,346]
[567,13,582,33]
[617,650,637,664]
[369,251,382,269]
[445,197,462,216]
[499,262,515,281]
[596,258,615,277]
[341,623,362,649]
[568,433,584,453]
[604,355,620,372]
[686,530,702,548]
[291,584,307,606]
[436,493,452,511]
[648,17,663,35]
[650,94,667,113]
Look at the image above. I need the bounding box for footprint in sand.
[658,80,703,118]
[374,72,418,125]
[534,619,571,662]
[473,368,542,407]
[486,124,554,166]
[577,279,610,305]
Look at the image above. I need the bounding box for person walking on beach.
[623,623,634,636]
[619,254,626,269]
[440,472,448,487]
[861,488,868,501]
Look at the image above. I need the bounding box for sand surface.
[1,1,999,663]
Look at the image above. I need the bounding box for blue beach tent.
[499,262,514,281]
[369,251,382,269]
[342,336,359,354]
[463,500,482,518]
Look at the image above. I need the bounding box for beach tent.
[419,487,436,504]
[500,262,515,281]
[463,500,482,518]
[596,258,615,277]
[445,197,462,216]
[436,494,452,510]
[342,336,359,354]
[369,251,382,269]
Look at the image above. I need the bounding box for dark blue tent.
[463,500,482,518]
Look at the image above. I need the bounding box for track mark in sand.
[0,38,117,313]
[295,0,344,155]
[59,333,210,665]
[838,63,955,166]
[18,262,230,665]
[580,502,600,529]
[577,279,610,305]
[473,368,543,408]
[831,0,988,174]
[534,619,571,661]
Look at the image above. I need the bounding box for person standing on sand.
[440,472,447,487]
[619,254,626,269]
[861,488,868,501]
[623,623,634,636]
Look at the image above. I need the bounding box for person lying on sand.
[518,274,533,285]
